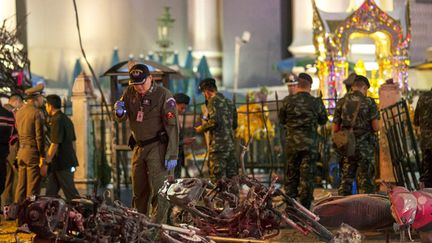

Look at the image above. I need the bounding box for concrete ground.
[0,186,422,242]
[0,218,420,243]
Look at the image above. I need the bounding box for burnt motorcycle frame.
[160,176,333,242]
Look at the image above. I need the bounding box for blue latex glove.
[114,101,126,117]
[165,159,177,171]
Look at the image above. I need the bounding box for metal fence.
[381,99,421,190]
[69,94,386,199]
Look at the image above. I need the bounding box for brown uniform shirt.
[15,103,45,157]
[114,83,179,160]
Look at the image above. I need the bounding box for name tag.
[136,111,144,122]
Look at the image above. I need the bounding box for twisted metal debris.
[4,194,213,243]
[160,176,334,242]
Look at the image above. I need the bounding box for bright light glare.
[364,61,379,71]
[350,44,376,54]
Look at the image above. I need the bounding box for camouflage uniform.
[414,90,432,187]
[278,92,328,208]
[201,92,238,183]
[334,91,379,195]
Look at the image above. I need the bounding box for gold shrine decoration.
[313,0,411,98]
[235,104,275,143]
[333,0,405,56]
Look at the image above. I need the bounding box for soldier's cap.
[174,93,190,105]
[24,83,45,98]
[296,73,313,84]
[198,78,217,91]
[343,73,357,86]
[129,64,151,85]
[353,75,370,88]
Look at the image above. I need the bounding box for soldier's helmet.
[353,75,370,88]
[198,78,217,92]
[128,64,150,85]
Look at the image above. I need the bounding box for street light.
[156,6,175,64]
[233,31,251,93]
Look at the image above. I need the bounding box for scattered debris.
[160,176,334,242]
[4,194,213,243]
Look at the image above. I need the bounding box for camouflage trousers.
[285,149,316,209]
[420,148,432,187]
[338,139,375,196]
[208,149,238,183]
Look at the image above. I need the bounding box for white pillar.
[71,72,96,192]
[378,81,401,190]
[188,0,222,81]
[0,0,16,28]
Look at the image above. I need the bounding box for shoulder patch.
[166,97,176,109]
[166,111,175,120]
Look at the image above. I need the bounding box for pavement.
[0,218,419,243]
[0,184,422,242]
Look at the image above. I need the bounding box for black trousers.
[0,145,9,198]
[46,169,80,201]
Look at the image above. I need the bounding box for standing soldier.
[173,93,195,179]
[0,101,17,201]
[278,73,328,209]
[113,64,179,223]
[195,78,238,183]
[414,88,432,187]
[333,75,379,196]
[15,85,47,204]
[1,94,23,207]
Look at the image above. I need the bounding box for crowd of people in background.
[0,84,80,212]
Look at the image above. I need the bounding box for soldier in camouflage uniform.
[195,78,238,183]
[278,73,328,209]
[414,89,432,187]
[333,75,379,196]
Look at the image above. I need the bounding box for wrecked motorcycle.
[159,175,334,242]
[3,194,213,243]
[313,194,394,231]
[386,184,432,242]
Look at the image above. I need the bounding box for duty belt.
[19,144,37,148]
[136,135,161,147]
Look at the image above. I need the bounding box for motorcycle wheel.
[285,208,333,242]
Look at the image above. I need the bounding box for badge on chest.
[136,98,151,122]
[136,110,144,122]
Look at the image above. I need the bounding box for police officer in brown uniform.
[15,85,46,204]
[114,64,179,223]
